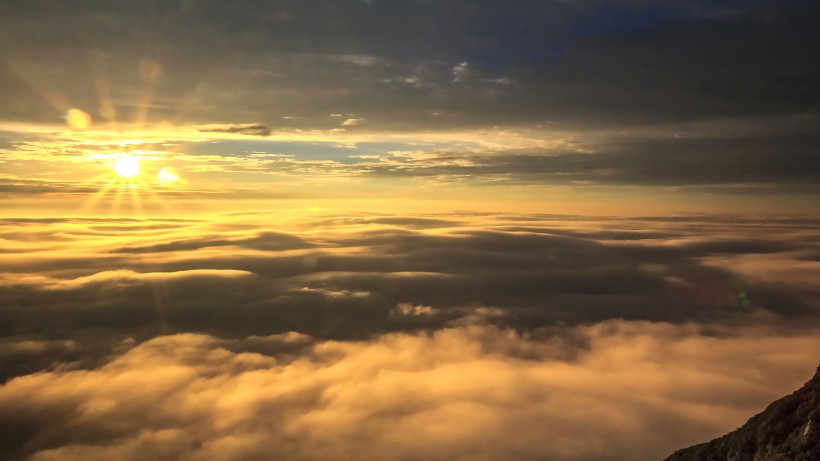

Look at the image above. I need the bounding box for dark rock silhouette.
[665,364,820,461]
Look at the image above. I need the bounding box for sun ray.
[126,182,143,214]
[79,179,111,213]
[79,145,186,215]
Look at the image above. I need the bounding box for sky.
[1,1,819,460]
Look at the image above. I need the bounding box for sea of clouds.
[1,211,818,461]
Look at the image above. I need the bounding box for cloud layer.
[1,211,819,460]
[2,213,819,346]
[2,322,819,461]
[1,1,818,130]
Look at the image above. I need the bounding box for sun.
[113,156,140,178]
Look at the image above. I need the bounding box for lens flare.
[66,108,92,130]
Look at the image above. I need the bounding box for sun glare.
[113,156,140,178]
[85,146,185,214]
[157,167,179,182]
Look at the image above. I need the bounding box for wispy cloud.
[198,123,272,137]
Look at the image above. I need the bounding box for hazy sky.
[1,2,819,461]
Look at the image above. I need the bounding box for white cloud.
[452,61,469,82]
[342,118,363,126]
[331,54,382,66]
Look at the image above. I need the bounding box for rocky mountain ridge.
[665,364,820,461]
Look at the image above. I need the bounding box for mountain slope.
[665,364,820,461]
